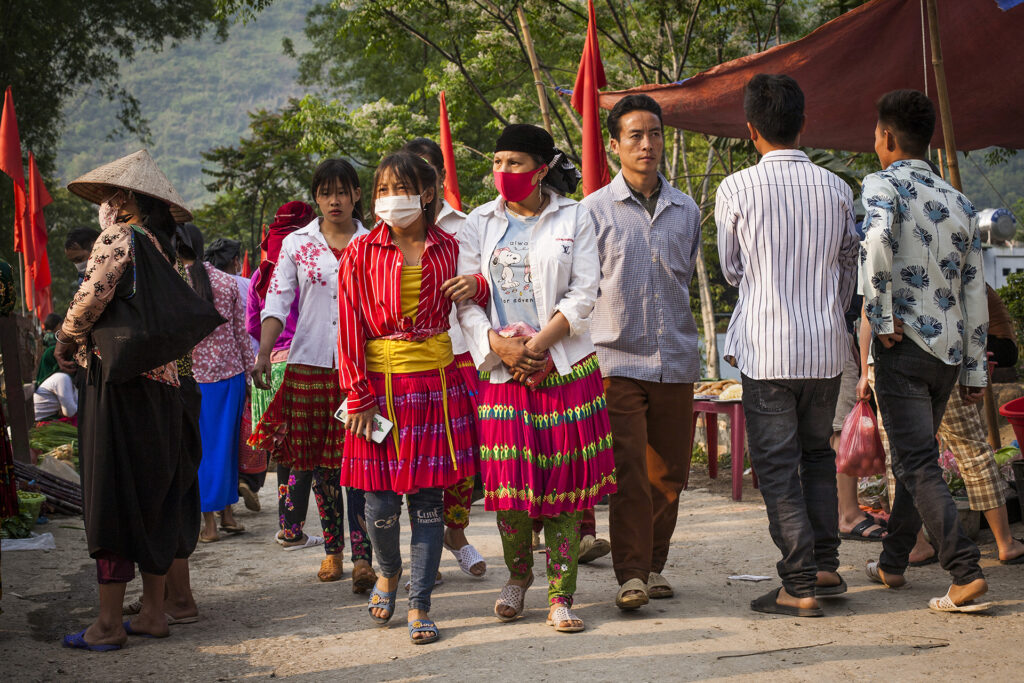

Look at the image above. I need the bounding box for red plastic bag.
[836,400,886,477]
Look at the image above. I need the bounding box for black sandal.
[839,517,885,541]
[750,587,823,617]
[814,574,848,597]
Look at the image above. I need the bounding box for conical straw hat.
[67,149,193,223]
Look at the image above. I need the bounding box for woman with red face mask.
[456,124,617,633]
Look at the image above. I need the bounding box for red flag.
[571,0,610,195]
[241,250,251,278]
[438,91,462,212]
[259,226,267,263]
[0,86,28,253]
[27,153,53,320]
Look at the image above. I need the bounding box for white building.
[984,245,1024,289]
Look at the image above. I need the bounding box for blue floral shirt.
[860,159,988,387]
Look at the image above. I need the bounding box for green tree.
[198,107,315,254]
[1,0,229,299]
[214,0,870,375]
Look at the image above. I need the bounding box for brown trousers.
[604,377,693,585]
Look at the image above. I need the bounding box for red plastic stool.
[688,400,758,501]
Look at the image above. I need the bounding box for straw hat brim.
[67,149,193,223]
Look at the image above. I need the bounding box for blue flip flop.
[367,576,400,625]
[123,620,167,638]
[408,618,439,645]
[62,629,122,652]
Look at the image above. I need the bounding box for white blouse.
[457,190,600,383]
[261,217,369,369]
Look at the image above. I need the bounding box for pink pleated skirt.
[477,353,617,517]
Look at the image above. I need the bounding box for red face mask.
[494,170,539,203]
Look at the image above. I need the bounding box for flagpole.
[17,252,25,314]
[516,6,554,136]
[925,0,1000,449]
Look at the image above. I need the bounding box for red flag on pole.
[571,0,610,196]
[27,153,53,320]
[241,250,251,278]
[0,86,28,253]
[438,91,462,212]
[259,226,267,263]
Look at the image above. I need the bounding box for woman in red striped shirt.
[337,152,478,645]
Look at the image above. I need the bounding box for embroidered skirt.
[339,363,478,495]
[249,364,346,470]
[454,351,480,407]
[477,353,617,517]
[250,359,287,424]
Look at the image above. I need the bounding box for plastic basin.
[999,396,1024,447]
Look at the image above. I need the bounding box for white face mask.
[75,261,88,274]
[375,195,423,229]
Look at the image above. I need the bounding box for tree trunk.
[682,135,719,379]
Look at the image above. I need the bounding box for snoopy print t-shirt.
[489,209,541,330]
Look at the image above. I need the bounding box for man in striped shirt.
[715,74,859,617]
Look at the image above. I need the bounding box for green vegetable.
[995,446,1021,467]
[29,422,79,454]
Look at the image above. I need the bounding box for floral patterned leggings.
[278,465,371,562]
[443,476,475,529]
[496,510,582,606]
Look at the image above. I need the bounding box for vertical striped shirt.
[715,150,859,380]
[583,171,702,383]
[336,222,476,413]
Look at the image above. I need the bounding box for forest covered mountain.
[56,1,314,207]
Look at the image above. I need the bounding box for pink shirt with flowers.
[192,263,254,384]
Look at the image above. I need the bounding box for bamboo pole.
[516,6,554,136]
[926,0,1000,448]
[925,0,961,191]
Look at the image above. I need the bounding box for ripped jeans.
[364,488,444,612]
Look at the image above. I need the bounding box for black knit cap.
[494,124,557,163]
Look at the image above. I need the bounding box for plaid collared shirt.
[582,172,702,383]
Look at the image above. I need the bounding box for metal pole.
[516,6,554,136]
[925,0,1000,448]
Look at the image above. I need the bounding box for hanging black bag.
[91,226,225,383]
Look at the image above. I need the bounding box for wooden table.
[690,399,757,501]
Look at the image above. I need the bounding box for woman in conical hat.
[56,150,199,650]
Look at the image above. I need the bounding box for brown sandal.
[351,560,377,594]
[318,554,344,582]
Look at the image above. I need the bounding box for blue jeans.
[741,375,841,598]
[873,340,983,585]
[364,488,444,612]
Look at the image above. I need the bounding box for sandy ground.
[2,471,1023,682]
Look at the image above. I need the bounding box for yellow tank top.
[400,266,422,322]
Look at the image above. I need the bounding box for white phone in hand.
[333,399,394,444]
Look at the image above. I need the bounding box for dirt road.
[2,472,1023,681]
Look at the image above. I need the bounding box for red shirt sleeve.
[336,244,376,413]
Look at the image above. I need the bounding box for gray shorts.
[832,340,860,432]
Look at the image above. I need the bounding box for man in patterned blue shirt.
[860,89,989,612]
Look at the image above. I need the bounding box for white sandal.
[928,589,991,613]
[281,533,324,551]
[494,575,534,622]
[445,541,487,577]
[546,605,585,632]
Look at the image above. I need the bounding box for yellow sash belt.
[365,332,457,469]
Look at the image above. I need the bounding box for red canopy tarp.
[599,0,1024,153]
